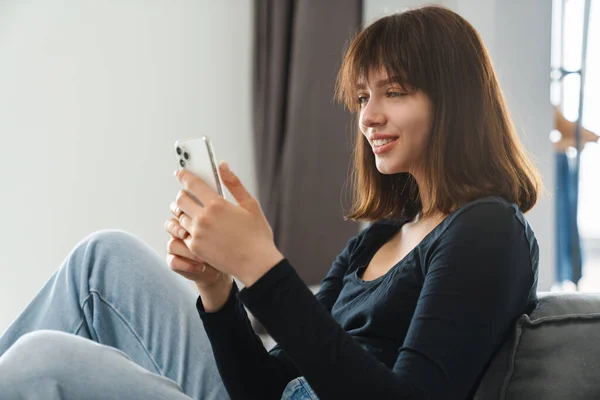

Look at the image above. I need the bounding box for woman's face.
[358,69,433,175]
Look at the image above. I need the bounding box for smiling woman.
[0,4,543,400]
[193,6,542,400]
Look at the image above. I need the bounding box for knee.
[70,229,157,274]
[63,229,172,291]
[4,330,75,362]
[79,229,147,255]
[0,330,76,381]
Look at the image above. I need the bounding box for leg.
[0,230,228,400]
[0,330,194,399]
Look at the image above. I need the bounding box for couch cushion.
[475,292,600,400]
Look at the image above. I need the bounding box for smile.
[372,137,399,155]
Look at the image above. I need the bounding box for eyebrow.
[356,77,405,91]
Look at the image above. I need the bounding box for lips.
[369,133,399,142]
[372,137,399,155]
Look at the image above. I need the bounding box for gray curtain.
[253,0,362,286]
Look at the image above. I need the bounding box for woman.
[0,5,542,400]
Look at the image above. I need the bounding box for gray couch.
[475,292,600,399]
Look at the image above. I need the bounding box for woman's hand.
[164,202,229,290]
[174,162,284,287]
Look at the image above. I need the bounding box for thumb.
[219,162,257,210]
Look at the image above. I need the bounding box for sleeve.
[237,202,535,400]
[197,225,369,400]
[197,276,299,399]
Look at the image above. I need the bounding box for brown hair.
[336,5,543,222]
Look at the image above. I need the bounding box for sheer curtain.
[552,0,600,290]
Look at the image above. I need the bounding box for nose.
[360,98,386,131]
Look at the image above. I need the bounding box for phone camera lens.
[179,159,185,168]
[176,147,182,155]
[183,152,189,160]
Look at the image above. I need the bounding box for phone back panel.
[174,137,223,197]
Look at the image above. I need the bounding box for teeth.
[373,138,396,146]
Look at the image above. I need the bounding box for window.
[552,0,600,290]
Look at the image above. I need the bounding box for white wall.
[0,0,254,332]
[364,0,556,291]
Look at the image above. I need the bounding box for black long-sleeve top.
[197,196,539,400]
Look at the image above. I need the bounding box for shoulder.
[426,196,539,273]
[450,195,517,221]
[437,196,533,240]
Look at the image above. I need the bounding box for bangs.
[336,13,426,112]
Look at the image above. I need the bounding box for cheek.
[417,118,432,143]
[396,113,430,143]
[410,107,432,139]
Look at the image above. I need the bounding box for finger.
[170,202,182,218]
[172,268,206,282]
[175,169,220,208]
[175,190,205,224]
[218,162,255,208]
[164,218,188,239]
[167,237,201,261]
[166,254,202,273]
[178,212,195,237]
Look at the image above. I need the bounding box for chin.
[375,160,409,175]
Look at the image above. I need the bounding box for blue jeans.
[0,230,317,399]
[281,377,320,400]
[0,230,227,399]
[555,152,583,284]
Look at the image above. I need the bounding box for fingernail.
[177,228,186,238]
[174,170,179,177]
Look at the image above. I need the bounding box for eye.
[386,91,407,98]
[357,95,369,106]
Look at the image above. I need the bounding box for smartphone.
[174,136,225,201]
